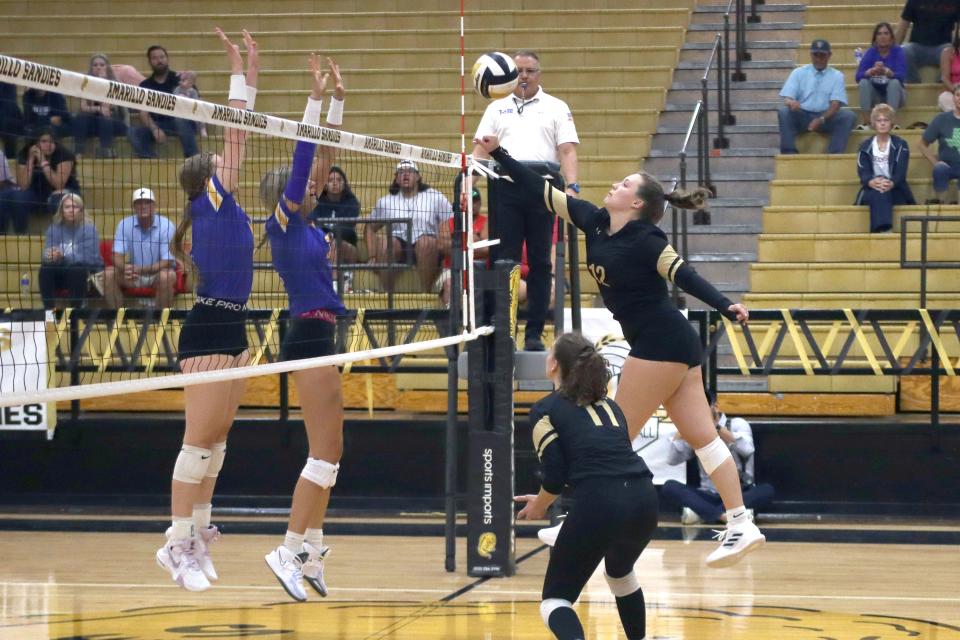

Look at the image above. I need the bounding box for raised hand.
[242,29,258,71]
[728,302,749,324]
[472,135,500,154]
[215,27,243,74]
[309,52,329,100]
[327,57,345,100]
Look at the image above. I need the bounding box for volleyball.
[472,51,519,99]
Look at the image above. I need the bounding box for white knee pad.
[604,570,641,597]
[205,441,227,478]
[696,436,732,475]
[301,457,339,489]
[540,598,573,625]
[172,444,212,484]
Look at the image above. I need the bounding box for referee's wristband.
[228,74,247,102]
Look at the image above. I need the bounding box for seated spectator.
[0,81,23,158]
[309,165,360,269]
[438,187,488,306]
[0,128,80,235]
[856,23,907,128]
[778,40,856,154]
[73,54,128,158]
[919,85,960,204]
[104,188,177,309]
[128,45,199,159]
[39,193,102,309]
[895,0,960,84]
[0,147,15,197]
[22,88,71,140]
[661,394,775,525]
[938,26,960,112]
[172,71,208,138]
[365,160,453,292]
[855,105,915,232]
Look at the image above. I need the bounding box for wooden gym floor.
[0,528,958,639]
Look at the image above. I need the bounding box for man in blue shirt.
[104,187,178,309]
[777,40,856,154]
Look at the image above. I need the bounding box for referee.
[473,50,579,351]
[516,332,657,640]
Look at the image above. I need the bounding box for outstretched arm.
[216,28,257,193]
[473,135,602,232]
[311,57,345,193]
[281,53,328,217]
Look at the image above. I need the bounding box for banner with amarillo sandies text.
[0,321,53,433]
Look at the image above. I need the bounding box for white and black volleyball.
[472,52,519,99]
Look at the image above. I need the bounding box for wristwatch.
[567,182,580,193]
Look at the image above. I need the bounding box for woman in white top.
[854,104,915,232]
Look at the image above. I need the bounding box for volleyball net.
[0,53,491,409]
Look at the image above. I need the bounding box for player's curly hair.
[553,332,609,406]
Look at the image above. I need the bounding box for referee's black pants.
[489,178,553,341]
[543,476,658,603]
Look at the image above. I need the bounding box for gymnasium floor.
[1,525,958,639]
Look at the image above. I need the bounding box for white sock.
[193,503,212,529]
[284,530,306,554]
[726,507,749,526]
[305,528,324,549]
[171,516,194,540]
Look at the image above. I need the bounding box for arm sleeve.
[80,225,103,268]
[857,145,874,186]
[728,417,755,458]
[922,117,939,145]
[530,407,566,495]
[855,49,875,82]
[488,146,602,232]
[890,46,907,82]
[282,140,317,208]
[779,68,800,99]
[675,263,736,318]
[112,221,126,255]
[645,232,735,317]
[828,71,848,105]
[892,139,910,187]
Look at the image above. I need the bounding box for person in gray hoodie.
[39,192,102,308]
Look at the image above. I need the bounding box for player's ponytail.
[636,170,711,224]
[173,152,215,282]
[553,332,609,406]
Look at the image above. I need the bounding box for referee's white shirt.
[474,87,579,163]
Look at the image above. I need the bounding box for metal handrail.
[703,33,730,149]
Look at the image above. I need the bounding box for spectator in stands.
[0,82,23,158]
[0,128,80,235]
[172,71,208,138]
[438,187,488,306]
[22,88,71,140]
[128,45,199,159]
[473,49,580,352]
[38,193,102,309]
[104,187,177,308]
[895,0,960,84]
[309,165,360,270]
[855,105,915,232]
[0,148,17,234]
[778,39,856,154]
[661,393,775,525]
[366,160,453,293]
[73,54,128,158]
[919,85,960,204]
[938,26,960,112]
[856,23,907,128]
